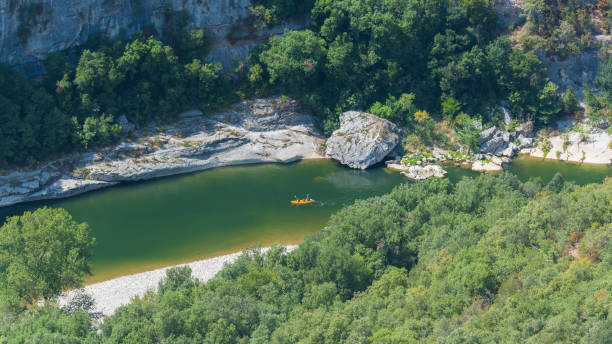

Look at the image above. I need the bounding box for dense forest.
[0,174,611,343]
[3,0,612,167]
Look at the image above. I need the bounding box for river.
[0,156,610,283]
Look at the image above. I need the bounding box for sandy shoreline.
[57,245,298,316]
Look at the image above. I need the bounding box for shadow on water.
[0,157,610,282]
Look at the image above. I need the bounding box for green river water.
[0,156,610,283]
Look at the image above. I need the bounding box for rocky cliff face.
[1,0,306,74]
[545,49,601,98]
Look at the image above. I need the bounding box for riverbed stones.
[502,106,513,128]
[386,162,447,180]
[596,119,610,130]
[517,135,535,148]
[326,111,400,169]
[178,109,204,118]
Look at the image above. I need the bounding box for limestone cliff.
[1,0,306,74]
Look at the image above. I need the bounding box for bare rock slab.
[0,96,325,208]
[326,111,400,169]
[401,165,447,180]
[471,161,503,172]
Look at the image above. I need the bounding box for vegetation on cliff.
[1,174,611,343]
[4,0,612,168]
[0,27,229,166]
[0,0,573,167]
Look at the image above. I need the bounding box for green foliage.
[72,115,122,150]
[523,0,596,56]
[456,119,481,153]
[2,176,612,342]
[250,0,316,27]
[534,81,563,124]
[0,65,73,165]
[441,97,463,119]
[597,55,612,105]
[562,85,580,115]
[0,19,228,166]
[260,30,326,91]
[368,93,417,125]
[0,304,95,343]
[256,1,558,131]
[0,208,94,311]
[161,10,211,63]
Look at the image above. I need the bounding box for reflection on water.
[325,169,391,189]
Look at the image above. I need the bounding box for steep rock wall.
[0,0,269,74]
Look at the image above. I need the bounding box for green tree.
[442,97,463,119]
[562,85,580,115]
[260,30,326,92]
[0,208,95,311]
[596,55,612,105]
[368,93,417,124]
[72,114,122,150]
[534,81,563,124]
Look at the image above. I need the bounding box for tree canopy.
[1,175,611,343]
[0,207,95,312]
[0,0,574,166]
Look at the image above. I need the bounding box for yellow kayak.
[291,199,315,205]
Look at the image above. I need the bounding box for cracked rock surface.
[326,111,400,169]
[0,97,324,208]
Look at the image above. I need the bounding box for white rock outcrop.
[326,111,400,169]
[471,160,504,172]
[527,129,612,164]
[401,165,447,180]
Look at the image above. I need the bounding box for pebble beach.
[58,246,298,316]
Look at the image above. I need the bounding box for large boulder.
[326,111,400,169]
[515,121,535,137]
[480,127,507,154]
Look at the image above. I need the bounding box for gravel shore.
[58,246,298,316]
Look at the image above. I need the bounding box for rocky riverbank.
[58,246,297,316]
[526,118,611,164]
[383,112,610,176]
[2,100,610,208]
[0,97,325,208]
